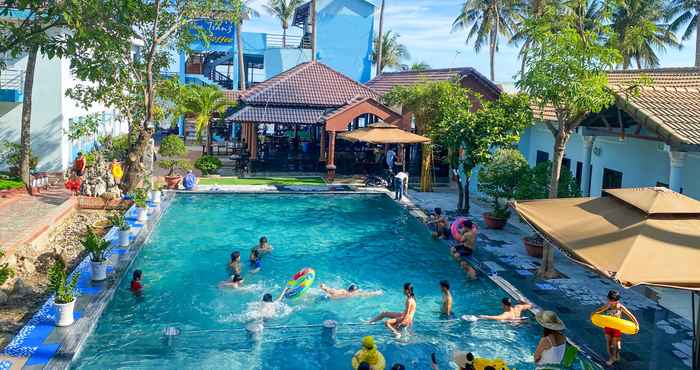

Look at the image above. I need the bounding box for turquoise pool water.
[72,194,547,369]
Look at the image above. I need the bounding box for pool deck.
[0,185,694,369]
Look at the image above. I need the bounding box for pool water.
[73,194,548,369]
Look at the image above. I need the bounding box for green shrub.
[81,226,111,263]
[48,259,79,304]
[195,155,222,175]
[131,187,149,208]
[100,134,129,161]
[478,148,529,219]
[108,212,130,231]
[0,140,38,176]
[0,177,24,190]
[515,160,581,200]
[0,251,15,286]
[157,135,189,176]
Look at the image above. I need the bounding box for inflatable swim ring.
[591,314,638,335]
[451,217,477,241]
[473,357,510,370]
[284,268,315,299]
[351,349,386,370]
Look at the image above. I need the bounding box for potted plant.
[48,259,80,326]
[478,148,529,230]
[195,155,223,176]
[108,212,131,247]
[523,234,545,258]
[132,188,149,222]
[150,179,165,204]
[158,135,190,189]
[81,226,111,281]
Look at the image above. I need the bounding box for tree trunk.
[489,31,496,81]
[375,0,385,76]
[457,182,464,212]
[124,130,153,192]
[420,143,432,192]
[696,4,700,67]
[207,121,213,156]
[282,27,287,48]
[237,21,246,91]
[462,172,471,214]
[19,45,38,191]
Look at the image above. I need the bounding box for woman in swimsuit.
[369,283,416,337]
[593,290,639,366]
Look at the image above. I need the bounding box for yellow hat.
[362,336,375,349]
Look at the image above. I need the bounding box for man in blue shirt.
[183,170,198,190]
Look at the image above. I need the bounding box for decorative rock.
[12,278,32,296]
[0,290,7,304]
[21,259,35,274]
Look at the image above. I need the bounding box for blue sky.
[246,0,697,84]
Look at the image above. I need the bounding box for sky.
[245,0,697,84]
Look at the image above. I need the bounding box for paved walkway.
[0,188,74,255]
[407,188,693,369]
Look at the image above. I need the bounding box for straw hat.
[535,310,566,331]
[452,351,474,368]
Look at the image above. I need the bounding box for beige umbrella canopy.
[511,187,700,290]
[337,122,431,144]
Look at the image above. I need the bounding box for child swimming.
[229,251,241,274]
[130,269,143,293]
[219,274,244,289]
[249,249,261,273]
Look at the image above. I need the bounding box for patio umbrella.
[511,187,700,368]
[337,122,431,144]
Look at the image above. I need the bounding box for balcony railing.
[266,33,311,49]
[0,69,24,91]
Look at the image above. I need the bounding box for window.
[575,161,583,187]
[536,150,549,164]
[562,158,571,170]
[602,168,623,190]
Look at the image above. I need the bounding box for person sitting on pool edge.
[253,236,272,254]
[130,269,143,293]
[183,170,198,191]
[229,251,241,274]
[249,249,261,273]
[479,297,531,321]
[319,283,383,299]
[427,208,449,239]
[368,282,417,338]
[219,274,244,289]
[451,220,477,257]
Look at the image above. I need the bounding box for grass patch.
[0,178,24,190]
[198,177,326,186]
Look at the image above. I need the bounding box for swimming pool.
[72,194,558,369]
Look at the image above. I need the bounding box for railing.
[209,69,233,90]
[0,69,24,90]
[266,33,310,49]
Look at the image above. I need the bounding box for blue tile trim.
[0,360,12,370]
[25,343,61,366]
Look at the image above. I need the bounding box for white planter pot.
[91,260,108,281]
[150,190,162,204]
[118,229,130,247]
[137,207,148,222]
[55,299,76,327]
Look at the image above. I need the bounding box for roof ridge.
[608,67,700,74]
[377,67,476,76]
[314,62,379,97]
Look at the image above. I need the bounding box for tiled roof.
[531,68,700,146]
[238,61,379,108]
[229,106,328,125]
[365,67,501,96]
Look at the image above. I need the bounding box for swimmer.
[219,274,244,289]
[253,236,272,254]
[368,282,416,337]
[130,269,143,293]
[440,280,452,318]
[427,207,448,239]
[229,251,241,274]
[319,283,383,299]
[249,249,261,273]
[460,260,477,280]
[479,297,531,321]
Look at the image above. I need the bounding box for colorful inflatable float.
[284,268,316,299]
[451,217,477,241]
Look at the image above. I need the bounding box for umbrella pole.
[694,292,699,370]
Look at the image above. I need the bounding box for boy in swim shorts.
[593,290,639,366]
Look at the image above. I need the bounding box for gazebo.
[228,61,403,180]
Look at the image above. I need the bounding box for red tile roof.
[366,67,501,96]
[232,106,328,125]
[238,61,380,108]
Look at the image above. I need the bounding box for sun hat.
[535,310,566,331]
[452,351,474,368]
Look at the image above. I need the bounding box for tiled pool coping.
[2,187,603,369]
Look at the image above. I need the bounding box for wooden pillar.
[250,123,258,160]
[326,131,336,182]
[319,127,326,162]
[398,144,405,171]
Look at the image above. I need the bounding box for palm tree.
[181,85,234,155]
[410,62,431,71]
[371,30,409,72]
[234,0,259,91]
[453,0,519,81]
[263,0,304,47]
[669,0,700,66]
[610,0,679,69]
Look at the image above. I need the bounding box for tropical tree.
[452,0,519,81]
[668,0,700,66]
[516,5,622,278]
[235,0,259,90]
[372,30,409,72]
[180,84,234,155]
[609,0,679,69]
[410,62,431,71]
[263,0,304,47]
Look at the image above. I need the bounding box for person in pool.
[369,282,417,337]
[130,269,143,293]
[249,249,261,273]
[427,208,449,239]
[319,283,383,299]
[440,280,453,318]
[479,297,531,321]
[593,290,639,366]
[229,251,241,274]
[219,274,244,289]
[253,236,272,254]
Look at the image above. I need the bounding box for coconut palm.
[410,62,431,71]
[181,85,234,155]
[234,0,259,90]
[371,30,410,72]
[263,0,304,47]
[668,0,700,66]
[610,0,679,69]
[453,0,519,81]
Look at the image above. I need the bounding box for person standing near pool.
[440,280,453,318]
[479,297,531,321]
[369,282,416,337]
[592,290,639,366]
[229,251,241,274]
[394,171,408,201]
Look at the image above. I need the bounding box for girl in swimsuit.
[593,290,639,366]
[369,283,416,338]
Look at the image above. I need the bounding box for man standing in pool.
[593,290,639,366]
[479,297,531,321]
[368,283,416,337]
[440,280,453,318]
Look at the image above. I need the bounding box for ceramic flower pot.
[483,212,508,230]
[137,207,148,222]
[55,299,76,327]
[150,190,162,204]
[164,175,181,190]
[118,229,130,247]
[523,236,544,258]
[91,260,108,281]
